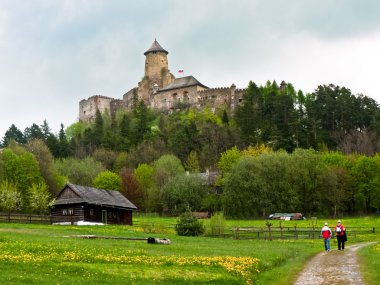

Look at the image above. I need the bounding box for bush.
[175,211,205,236]
[206,212,226,237]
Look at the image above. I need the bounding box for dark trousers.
[337,235,345,250]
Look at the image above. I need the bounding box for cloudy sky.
[1,0,380,138]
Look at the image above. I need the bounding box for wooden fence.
[0,213,51,224]
[227,226,376,240]
[0,213,376,241]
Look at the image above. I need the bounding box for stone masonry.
[79,39,247,122]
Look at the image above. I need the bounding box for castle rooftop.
[144,39,168,55]
[157,75,208,92]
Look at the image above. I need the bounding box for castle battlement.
[79,40,248,122]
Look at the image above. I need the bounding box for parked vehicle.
[268,213,305,220]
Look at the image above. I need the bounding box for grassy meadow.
[0,216,378,285]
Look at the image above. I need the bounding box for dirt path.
[293,242,376,285]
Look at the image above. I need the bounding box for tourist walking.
[321,222,332,251]
[334,220,346,250]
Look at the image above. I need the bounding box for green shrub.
[206,212,226,236]
[175,211,205,236]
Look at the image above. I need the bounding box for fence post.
[373,227,375,233]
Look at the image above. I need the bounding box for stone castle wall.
[79,95,115,122]
[153,85,207,110]
[79,40,248,122]
[197,85,245,111]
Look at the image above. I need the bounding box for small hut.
[51,183,137,225]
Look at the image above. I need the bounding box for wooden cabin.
[51,183,137,225]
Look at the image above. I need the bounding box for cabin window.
[62,209,67,215]
[90,209,94,216]
[68,208,74,215]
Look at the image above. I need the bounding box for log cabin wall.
[52,204,133,225]
[51,204,84,224]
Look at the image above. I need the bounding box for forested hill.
[1,81,380,217]
[2,81,380,160]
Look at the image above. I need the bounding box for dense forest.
[1,81,380,217]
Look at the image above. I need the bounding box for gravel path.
[293,242,375,285]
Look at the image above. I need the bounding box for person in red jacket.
[334,220,346,250]
[321,222,332,251]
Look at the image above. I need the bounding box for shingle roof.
[157,75,208,92]
[144,39,168,55]
[54,183,137,210]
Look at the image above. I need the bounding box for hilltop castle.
[79,39,247,122]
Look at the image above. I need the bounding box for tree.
[223,156,261,218]
[126,139,168,168]
[351,156,380,213]
[175,209,205,236]
[121,168,143,209]
[55,157,105,186]
[323,166,350,217]
[131,100,151,145]
[28,182,53,214]
[114,152,129,173]
[24,123,44,141]
[92,148,118,170]
[46,133,60,158]
[0,147,45,206]
[216,146,242,186]
[25,139,63,195]
[161,174,206,214]
[40,120,53,141]
[339,129,378,156]
[92,170,121,191]
[167,119,200,162]
[185,150,201,173]
[58,124,71,158]
[221,109,229,125]
[234,81,263,145]
[118,114,131,150]
[94,110,104,147]
[153,154,185,188]
[0,180,22,213]
[2,124,26,146]
[242,144,272,157]
[287,149,327,215]
[134,164,157,212]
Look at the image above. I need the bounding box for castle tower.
[138,39,174,104]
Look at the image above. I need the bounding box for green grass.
[358,243,380,285]
[0,215,379,284]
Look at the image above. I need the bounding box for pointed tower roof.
[144,39,169,55]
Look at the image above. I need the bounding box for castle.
[79,39,247,122]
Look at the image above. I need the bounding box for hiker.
[321,222,332,251]
[334,220,346,250]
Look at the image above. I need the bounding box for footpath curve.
[293,242,376,285]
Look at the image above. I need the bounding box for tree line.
[1,81,380,217]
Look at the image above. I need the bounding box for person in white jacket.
[321,222,332,251]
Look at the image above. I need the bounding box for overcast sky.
[1,0,380,138]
